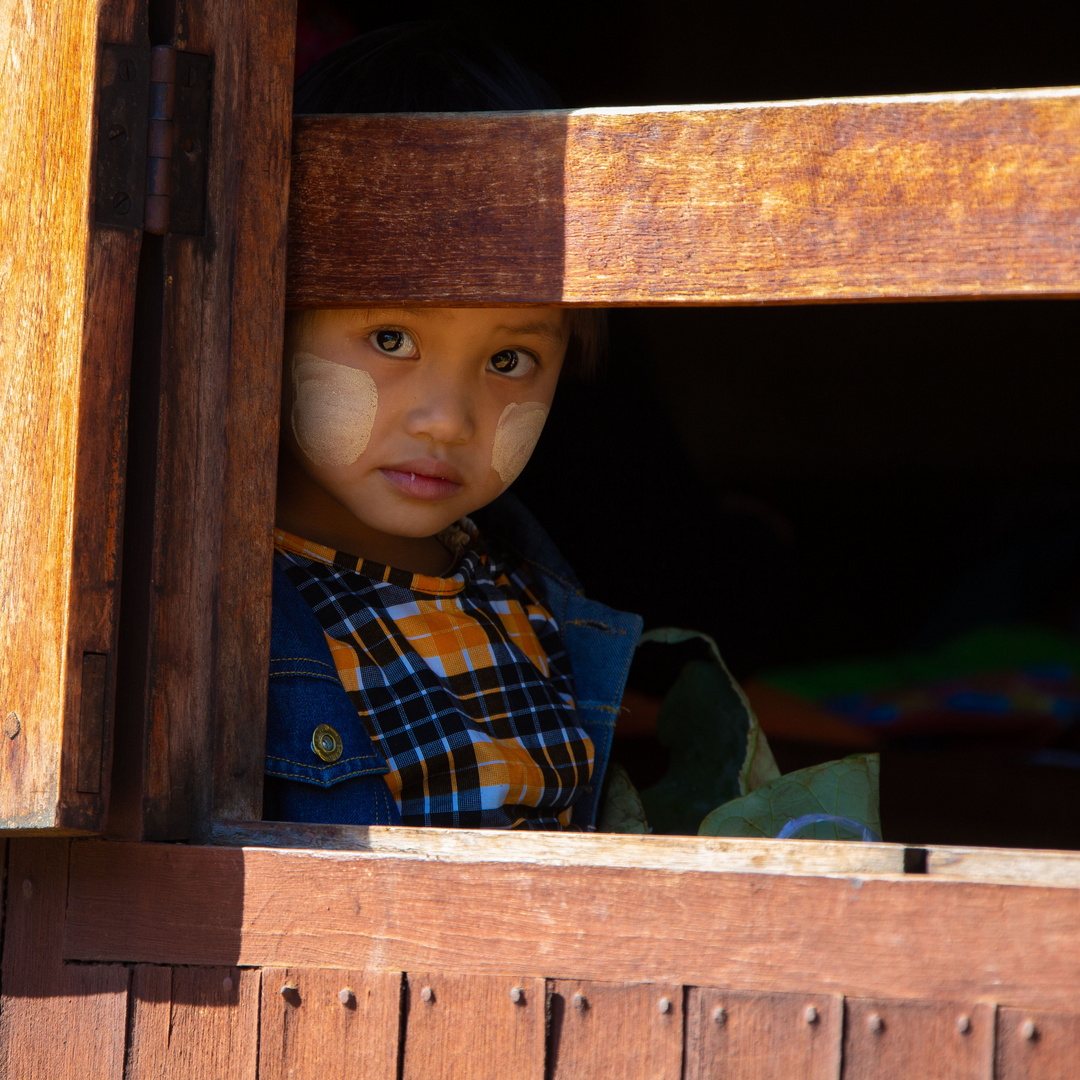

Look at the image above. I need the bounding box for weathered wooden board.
[548,979,683,1079]
[287,89,1080,307]
[996,1007,1080,1080]
[928,846,1080,888]
[841,998,994,1079]
[127,964,260,1079]
[0,0,141,830]
[0,840,128,1078]
[402,973,546,1080]
[211,820,909,875]
[259,967,400,1080]
[64,841,1080,1011]
[109,0,295,840]
[684,988,842,1080]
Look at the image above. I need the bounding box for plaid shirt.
[274,526,594,828]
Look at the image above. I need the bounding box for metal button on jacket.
[311,723,343,763]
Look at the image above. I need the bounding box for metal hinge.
[95,43,213,235]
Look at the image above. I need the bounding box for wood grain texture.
[0,840,128,1078]
[112,0,295,840]
[0,0,141,830]
[127,964,260,1079]
[995,1006,1080,1080]
[64,842,1080,1011]
[928,845,1080,888]
[402,973,546,1080]
[210,821,908,875]
[547,979,683,1079]
[286,89,1080,307]
[841,999,994,1080]
[259,967,401,1080]
[685,988,842,1080]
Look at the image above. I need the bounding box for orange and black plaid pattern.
[274,526,594,829]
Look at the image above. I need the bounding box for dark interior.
[295,0,1080,849]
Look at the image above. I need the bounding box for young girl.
[263,23,641,829]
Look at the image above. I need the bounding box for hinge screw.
[112,192,132,216]
[119,58,136,81]
[420,986,434,1003]
[805,1005,819,1024]
[108,124,127,143]
[182,64,198,87]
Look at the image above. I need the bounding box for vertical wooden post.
[110,0,296,840]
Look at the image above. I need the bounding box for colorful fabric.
[273,525,593,829]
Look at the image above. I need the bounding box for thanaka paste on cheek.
[291,351,378,468]
[491,402,549,486]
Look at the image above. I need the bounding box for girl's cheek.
[291,351,378,468]
[490,402,549,487]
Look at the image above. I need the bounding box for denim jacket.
[263,493,643,829]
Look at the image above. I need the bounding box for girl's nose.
[402,370,475,445]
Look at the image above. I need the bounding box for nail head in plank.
[995,1006,1080,1080]
[259,967,400,1080]
[127,965,260,1079]
[842,998,994,1080]
[402,973,545,1080]
[685,988,841,1080]
[548,979,683,1079]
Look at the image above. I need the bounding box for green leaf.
[596,761,651,833]
[698,754,881,840]
[637,628,779,835]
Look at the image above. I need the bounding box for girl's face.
[278,306,567,566]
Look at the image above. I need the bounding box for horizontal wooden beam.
[64,839,1080,1011]
[209,821,1080,888]
[286,88,1080,306]
[208,821,911,875]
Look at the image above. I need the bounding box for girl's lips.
[380,467,463,501]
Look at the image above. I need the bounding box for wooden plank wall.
[3,838,1079,1078]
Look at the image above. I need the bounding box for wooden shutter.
[0,0,293,837]
[0,0,143,830]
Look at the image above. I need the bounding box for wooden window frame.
[4,0,1078,862]
[123,87,1080,846]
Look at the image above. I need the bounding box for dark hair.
[294,20,607,379]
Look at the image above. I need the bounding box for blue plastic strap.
[775,813,880,842]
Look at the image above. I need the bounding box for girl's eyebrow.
[352,308,568,347]
[492,319,568,346]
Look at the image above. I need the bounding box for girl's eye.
[370,329,417,357]
[487,349,535,378]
